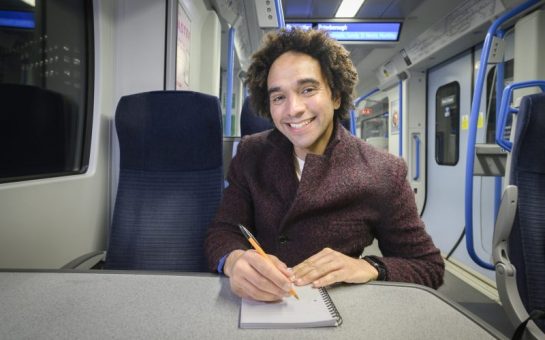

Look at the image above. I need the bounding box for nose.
[287,94,305,117]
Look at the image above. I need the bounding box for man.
[205,28,444,302]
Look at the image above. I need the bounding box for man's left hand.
[292,247,378,287]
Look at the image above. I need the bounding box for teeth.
[289,119,312,128]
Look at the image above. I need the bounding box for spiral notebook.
[239,285,342,329]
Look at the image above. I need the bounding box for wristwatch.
[361,255,388,281]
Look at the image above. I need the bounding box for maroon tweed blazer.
[204,121,444,288]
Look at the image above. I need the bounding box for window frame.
[0,0,94,184]
[435,81,460,166]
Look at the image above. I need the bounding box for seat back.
[494,90,545,339]
[0,84,72,179]
[509,92,545,333]
[240,96,273,136]
[340,117,351,131]
[104,91,223,272]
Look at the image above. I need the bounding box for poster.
[390,99,399,134]
[176,1,191,90]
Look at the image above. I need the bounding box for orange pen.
[238,224,299,300]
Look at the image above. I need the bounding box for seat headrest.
[115,91,222,171]
[510,92,545,183]
[240,97,274,136]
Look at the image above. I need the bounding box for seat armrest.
[492,185,544,338]
[492,185,518,267]
[62,251,105,269]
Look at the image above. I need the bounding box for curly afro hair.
[245,28,358,121]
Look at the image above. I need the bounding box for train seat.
[240,96,273,136]
[65,91,223,271]
[493,90,545,339]
[0,84,74,179]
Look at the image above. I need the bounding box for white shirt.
[294,154,305,181]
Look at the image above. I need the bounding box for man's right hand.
[224,249,295,301]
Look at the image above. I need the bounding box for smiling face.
[267,51,340,159]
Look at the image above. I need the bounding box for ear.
[333,95,341,110]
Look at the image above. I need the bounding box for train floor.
[438,263,515,338]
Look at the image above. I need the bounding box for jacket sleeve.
[204,138,254,272]
[374,157,445,289]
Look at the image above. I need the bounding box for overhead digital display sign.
[317,22,400,41]
[286,21,401,42]
[285,23,313,31]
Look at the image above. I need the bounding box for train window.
[485,59,514,144]
[435,82,460,166]
[0,0,93,183]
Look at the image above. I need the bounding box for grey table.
[0,271,505,339]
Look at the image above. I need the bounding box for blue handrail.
[224,27,235,136]
[274,0,285,28]
[497,80,545,151]
[464,0,539,270]
[413,134,420,181]
[398,80,403,156]
[350,88,380,136]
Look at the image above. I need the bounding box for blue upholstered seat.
[0,84,74,179]
[494,90,545,339]
[509,92,545,333]
[240,96,273,136]
[104,91,223,271]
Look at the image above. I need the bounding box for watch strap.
[361,255,388,281]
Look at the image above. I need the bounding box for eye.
[270,94,285,104]
[302,86,317,96]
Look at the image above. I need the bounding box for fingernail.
[283,283,293,291]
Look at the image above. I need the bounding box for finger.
[230,255,289,301]
[245,266,292,298]
[292,260,318,282]
[295,247,334,269]
[309,257,378,287]
[231,275,285,301]
[312,270,341,288]
[292,248,338,283]
[293,247,335,273]
[295,256,342,286]
[267,254,292,278]
[246,251,294,295]
[234,276,288,301]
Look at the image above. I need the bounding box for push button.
[278,234,288,244]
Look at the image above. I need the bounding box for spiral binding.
[319,287,343,326]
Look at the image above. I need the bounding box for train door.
[355,87,399,155]
[356,81,426,214]
[403,74,426,214]
[423,49,495,280]
[355,95,389,151]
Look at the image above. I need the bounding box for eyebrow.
[267,78,321,96]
